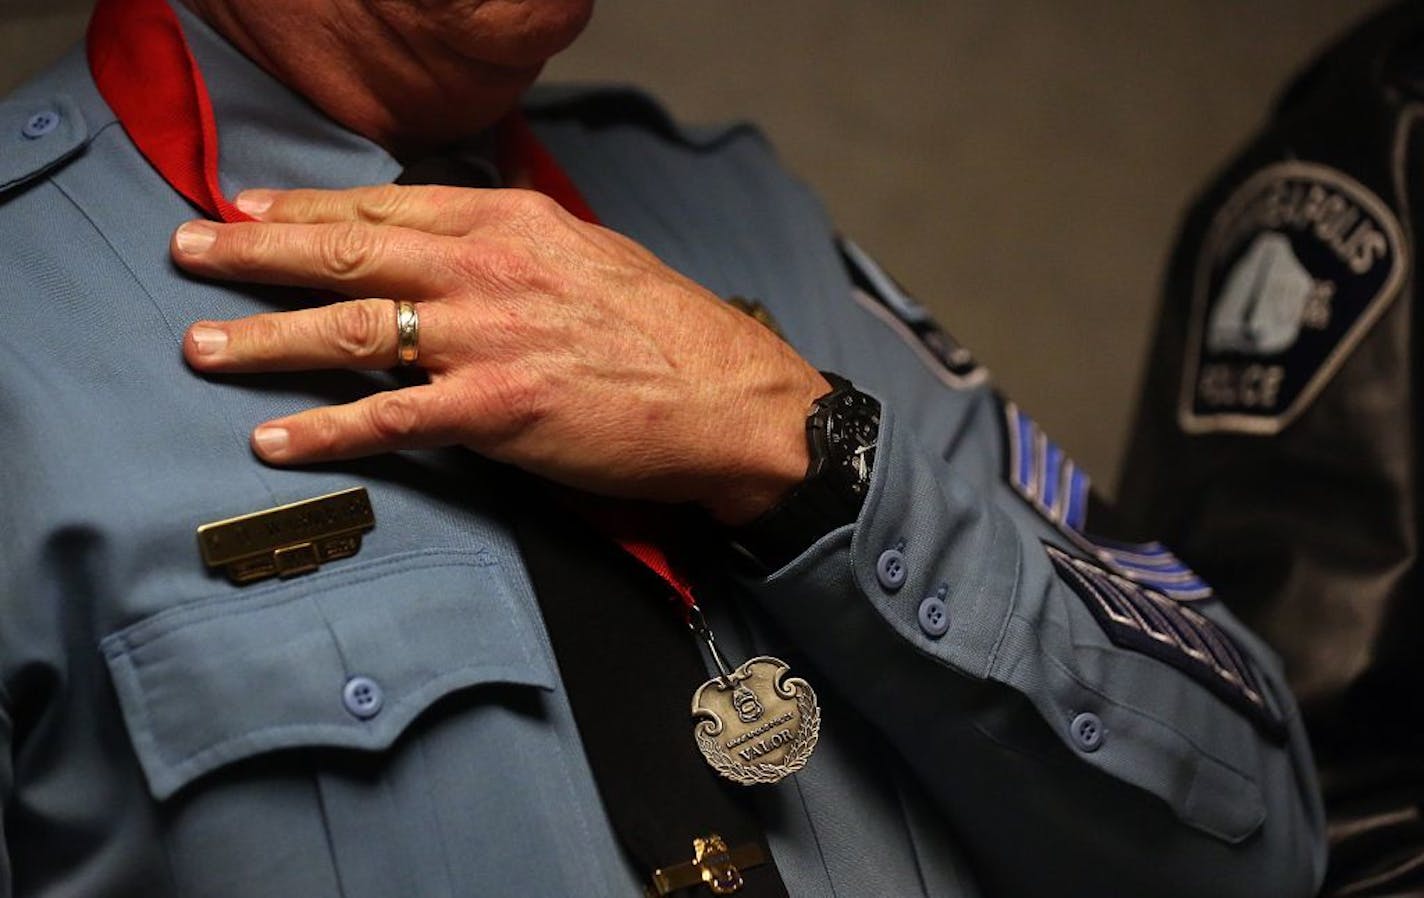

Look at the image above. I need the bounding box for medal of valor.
[692,656,820,786]
[687,608,819,785]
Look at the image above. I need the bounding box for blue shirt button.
[917,595,950,637]
[875,548,907,591]
[22,110,61,140]
[1070,712,1105,753]
[342,675,384,719]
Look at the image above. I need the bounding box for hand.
[171,185,829,524]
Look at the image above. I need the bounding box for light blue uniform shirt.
[0,5,1325,896]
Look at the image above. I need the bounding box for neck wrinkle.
[171,0,530,158]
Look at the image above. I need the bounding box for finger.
[171,219,465,297]
[236,184,487,236]
[250,385,473,464]
[184,299,451,373]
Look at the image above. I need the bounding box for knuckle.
[367,392,421,442]
[305,412,345,457]
[329,301,389,360]
[228,227,273,270]
[486,189,558,230]
[510,189,561,225]
[354,185,406,225]
[321,222,377,278]
[448,237,499,278]
[480,244,532,282]
[484,369,549,437]
[454,240,555,294]
[245,314,285,355]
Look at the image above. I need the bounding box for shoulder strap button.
[0,94,89,195]
[22,109,62,140]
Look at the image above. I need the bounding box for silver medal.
[687,607,820,785]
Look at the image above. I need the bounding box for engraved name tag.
[197,487,375,584]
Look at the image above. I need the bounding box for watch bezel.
[818,388,880,498]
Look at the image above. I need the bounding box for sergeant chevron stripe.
[1004,401,1212,601]
[1046,545,1282,739]
[1003,402,1089,532]
[1086,538,1213,602]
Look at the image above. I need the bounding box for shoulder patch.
[1179,161,1407,435]
[0,94,89,196]
[1004,401,1211,601]
[1045,544,1284,740]
[839,237,988,389]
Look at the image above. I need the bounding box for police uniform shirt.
[0,3,1325,896]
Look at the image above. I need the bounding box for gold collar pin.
[647,834,766,896]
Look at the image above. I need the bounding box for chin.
[446,0,596,69]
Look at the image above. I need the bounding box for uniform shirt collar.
[169,1,502,199]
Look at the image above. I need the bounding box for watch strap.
[727,372,869,572]
[728,472,862,572]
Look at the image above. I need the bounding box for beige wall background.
[1,1,1386,495]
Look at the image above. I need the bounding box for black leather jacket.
[1121,4,1424,894]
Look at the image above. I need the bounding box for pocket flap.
[101,552,556,800]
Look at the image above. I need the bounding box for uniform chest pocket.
[101,550,558,803]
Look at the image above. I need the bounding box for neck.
[177,0,545,160]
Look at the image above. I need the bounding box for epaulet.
[522,83,760,151]
[0,93,89,197]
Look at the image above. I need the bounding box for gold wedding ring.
[395,300,420,366]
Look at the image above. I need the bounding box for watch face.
[824,390,881,495]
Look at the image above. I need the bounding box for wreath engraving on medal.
[691,656,820,786]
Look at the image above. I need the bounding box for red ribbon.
[88,0,251,223]
[87,0,701,613]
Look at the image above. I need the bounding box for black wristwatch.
[728,372,881,571]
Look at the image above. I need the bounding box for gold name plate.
[197,487,375,584]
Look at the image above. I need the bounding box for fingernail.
[190,325,227,355]
[175,221,217,255]
[235,189,275,217]
[253,426,289,457]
